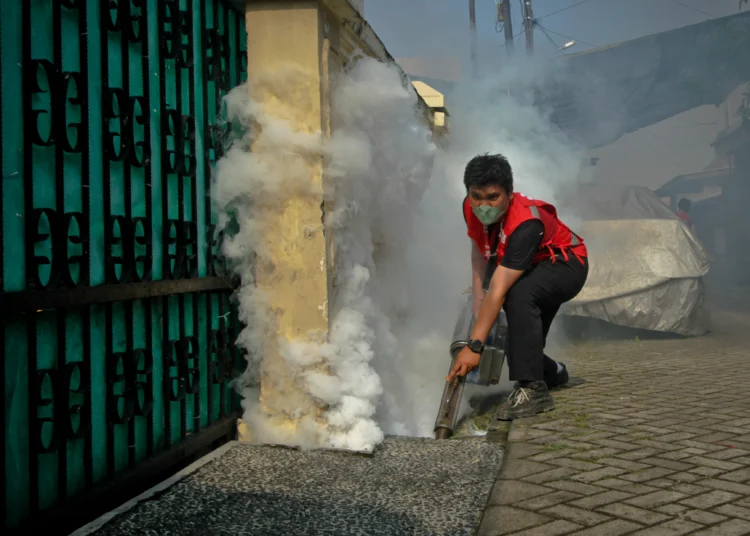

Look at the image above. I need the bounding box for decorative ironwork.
[2,0,247,531]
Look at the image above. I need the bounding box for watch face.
[469,340,483,353]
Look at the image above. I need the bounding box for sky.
[364,0,748,190]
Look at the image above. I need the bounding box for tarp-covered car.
[559,186,711,337]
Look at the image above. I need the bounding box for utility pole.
[498,0,514,55]
[469,0,478,78]
[523,0,534,55]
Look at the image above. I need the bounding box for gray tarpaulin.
[560,186,711,336]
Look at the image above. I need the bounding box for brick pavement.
[478,310,750,536]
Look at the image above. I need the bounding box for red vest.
[463,193,587,265]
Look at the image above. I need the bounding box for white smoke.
[213,53,589,450]
[213,58,436,451]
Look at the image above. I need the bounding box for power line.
[537,0,596,21]
[534,23,599,49]
[668,0,716,18]
[537,24,561,50]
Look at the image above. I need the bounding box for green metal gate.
[1,0,247,530]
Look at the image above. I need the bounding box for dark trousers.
[503,256,589,382]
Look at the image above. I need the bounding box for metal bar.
[52,0,67,504]
[21,0,40,516]
[77,0,94,493]
[201,0,214,426]
[219,293,227,417]
[188,0,201,438]
[1,276,232,313]
[127,299,136,470]
[0,0,6,525]
[138,0,156,459]
[10,413,239,536]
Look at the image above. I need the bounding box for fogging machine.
[433,295,507,440]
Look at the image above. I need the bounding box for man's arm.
[470,220,544,342]
[448,220,545,379]
[471,241,488,314]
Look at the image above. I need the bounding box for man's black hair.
[677,197,692,213]
[464,153,513,193]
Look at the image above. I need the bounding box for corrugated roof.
[542,11,750,149]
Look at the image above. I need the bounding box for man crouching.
[447,154,589,420]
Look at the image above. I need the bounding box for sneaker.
[494,381,555,421]
[546,362,569,388]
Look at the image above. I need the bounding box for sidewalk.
[478,311,750,536]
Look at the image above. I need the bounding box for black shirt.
[498,220,544,271]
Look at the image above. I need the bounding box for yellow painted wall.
[245,1,331,432]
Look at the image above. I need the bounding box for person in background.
[676,197,694,230]
[446,154,589,420]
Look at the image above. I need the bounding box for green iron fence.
[1,0,247,530]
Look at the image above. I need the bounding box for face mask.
[472,202,507,226]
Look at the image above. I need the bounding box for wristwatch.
[467,339,484,355]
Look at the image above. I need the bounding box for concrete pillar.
[243,1,334,434]
[238,0,437,442]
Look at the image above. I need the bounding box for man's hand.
[446,346,481,381]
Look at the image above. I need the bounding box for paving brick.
[690,518,750,536]
[529,450,579,463]
[670,483,710,496]
[679,489,741,509]
[655,503,689,515]
[524,466,583,484]
[548,458,605,472]
[713,503,750,521]
[596,457,650,471]
[681,509,728,525]
[685,456,744,472]
[567,519,642,536]
[546,480,608,496]
[594,478,661,494]
[540,504,611,527]
[524,490,583,510]
[659,450,696,461]
[719,467,750,483]
[569,490,633,510]
[477,506,550,536]
[596,502,670,525]
[628,519,703,535]
[706,448,750,460]
[689,466,726,477]
[488,479,553,505]
[645,478,677,489]
[619,467,676,482]
[625,490,687,508]
[616,448,662,461]
[638,457,694,472]
[699,478,750,495]
[571,448,622,460]
[499,458,554,479]
[571,466,627,484]
[669,471,702,482]
[509,520,582,536]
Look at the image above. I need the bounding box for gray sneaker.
[494,381,555,421]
